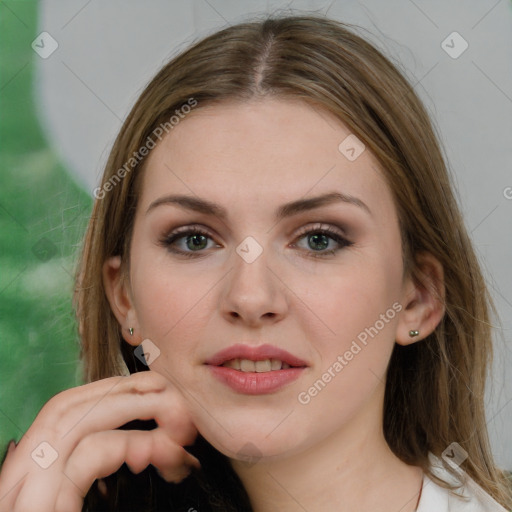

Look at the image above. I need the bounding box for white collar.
[416,453,508,511]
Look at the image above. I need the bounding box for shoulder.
[416,453,508,512]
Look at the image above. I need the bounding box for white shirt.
[416,453,508,511]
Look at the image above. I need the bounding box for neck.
[230,387,423,512]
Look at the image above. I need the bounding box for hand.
[0,371,200,512]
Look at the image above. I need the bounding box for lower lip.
[207,365,306,394]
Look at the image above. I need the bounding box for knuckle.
[40,389,69,418]
[124,431,151,474]
[73,432,95,457]
[124,371,168,395]
[70,431,118,480]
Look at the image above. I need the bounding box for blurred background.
[1,0,511,469]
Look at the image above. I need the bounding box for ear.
[395,251,446,346]
[103,256,143,346]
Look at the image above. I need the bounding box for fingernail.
[2,440,16,464]
[180,465,195,481]
[156,465,195,483]
[97,478,108,496]
[187,455,201,470]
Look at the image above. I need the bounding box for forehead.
[140,98,396,223]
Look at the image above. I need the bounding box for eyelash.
[159,223,353,259]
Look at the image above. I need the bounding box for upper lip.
[205,343,308,367]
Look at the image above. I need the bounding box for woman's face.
[118,98,414,462]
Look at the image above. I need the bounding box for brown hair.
[75,13,512,511]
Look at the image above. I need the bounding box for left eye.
[160,224,353,258]
[291,224,353,258]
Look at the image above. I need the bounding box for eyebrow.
[146,191,372,220]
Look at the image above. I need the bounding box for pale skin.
[0,373,201,511]
[0,97,445,512]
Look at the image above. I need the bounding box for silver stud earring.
[129,327,134,336]
[409,329,420,337]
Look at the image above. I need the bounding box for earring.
[409,329,420,337]
[129,327,134,336]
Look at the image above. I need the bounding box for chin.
[195,419,311,464]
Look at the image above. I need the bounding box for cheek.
[292,260,401,430]
[129,253,222,369]
[294,265,400,427]
[300,257,402,348]
[128,260,225,430]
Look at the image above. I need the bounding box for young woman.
[1,14,511,512]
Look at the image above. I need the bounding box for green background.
[0,1,92,451]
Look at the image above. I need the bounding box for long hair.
[74,14,512,511]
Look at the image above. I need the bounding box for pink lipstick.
[205,343,308,395]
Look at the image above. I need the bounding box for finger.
[76,372,195,443]
[17,371,197,466]
[56,428,200,507]
[5,372,197,511]
[144,428,201,481]
[0,462,26,512]
[15,428,199,512]
[0,440,16,467]
[53,480,83,512]
[0,441,32,512]
[61,373,199,448]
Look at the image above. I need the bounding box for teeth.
[240,359,256,372]
[271,359,282,370]
[223,358,241,370]
[222,358,292,372]
[255,360,272,372]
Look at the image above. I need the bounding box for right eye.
[159,225,221,258]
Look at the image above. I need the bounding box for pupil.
[187,234,207,250]
[309,234,328,251]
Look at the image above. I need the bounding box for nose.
[219,242,289,327]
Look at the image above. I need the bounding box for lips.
[204,343,308,368]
